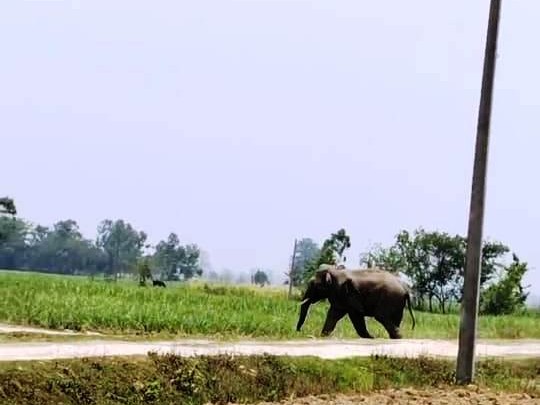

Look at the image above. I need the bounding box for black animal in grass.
[152,279,167,288]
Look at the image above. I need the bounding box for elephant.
[296,266,415,339]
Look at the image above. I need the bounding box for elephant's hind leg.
[392,308,404,328]
[348,311,374,339]
[321,306,346,336]
[375,316,402,339]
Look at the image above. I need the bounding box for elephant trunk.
[296,298,311,331]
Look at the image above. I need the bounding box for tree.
[177,243,202,280]
[28,225,50,246]
[480,254,529,315]
[424,231,467,313]
[136,256,153,286]
[290,238,320,286]
[153,233,202,281]
[0,197,16,215]
[0,216,29,268]
[253,269,269,287]
[362,228,511,313]
[302,228,352,283]
[0,197,23,264]
[378,229,464,312]
[154,233,182,280]
[96,219,147,279]
[360,243,404,271]
[27,220,105,275]
[479,241,510,287]
[320,228,351,264]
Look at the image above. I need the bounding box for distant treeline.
[0,214,202,281]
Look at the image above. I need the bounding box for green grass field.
[0,271,538,339]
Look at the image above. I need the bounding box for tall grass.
[0,272,538,339]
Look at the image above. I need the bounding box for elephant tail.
[405,292,416,330]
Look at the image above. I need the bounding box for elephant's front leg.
[348,311,374,339]
[321,306,346,337]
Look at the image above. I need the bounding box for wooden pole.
[288,238,298,299]
[456,0,502,385]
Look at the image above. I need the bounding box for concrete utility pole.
[456,0,502,385]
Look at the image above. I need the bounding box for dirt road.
[247,389,539,405]
[0,337,539,362]
[1,322,539,362]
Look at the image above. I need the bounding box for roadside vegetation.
[0,354,537,405]
[0,272,538,339]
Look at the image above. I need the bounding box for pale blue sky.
[1,1,539,300]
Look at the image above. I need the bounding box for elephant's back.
[351,269,408,293]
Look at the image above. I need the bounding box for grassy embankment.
[0,271,538,339]
[0,354,537,404]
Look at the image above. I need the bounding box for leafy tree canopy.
[301,228,352,283]
[0,197,16,215]
[361,227,526,315]
[253,269,269,287]
[153,233,202,281]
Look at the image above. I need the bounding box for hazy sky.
[1,1,539,299]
